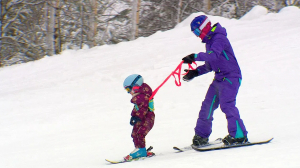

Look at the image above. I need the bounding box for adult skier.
[181,15,248,146]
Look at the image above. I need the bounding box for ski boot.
[124,148,147,161]
[222,135,248,145]
[193,134,209,146]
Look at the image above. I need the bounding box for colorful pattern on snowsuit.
[193,23,248,138]
[130,83,155,148]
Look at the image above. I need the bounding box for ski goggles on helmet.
[125,86,140,93]
[125,87,131,93]
[193,28,201,37]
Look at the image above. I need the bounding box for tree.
[0,0,46,66]
[1,0,299,67]
[285,0,300,5]
[45,1,55,56]
[55,0,62,54]
[131,0,141,40]
[90,0,97,47]
[0,0,3,66]
[96,0,131,44]
[177,0,183,23]
[203,0,211,12]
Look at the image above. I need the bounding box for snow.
[1,5,300,168]
[239,5,268,21]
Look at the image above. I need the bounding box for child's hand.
[130,116,141,126]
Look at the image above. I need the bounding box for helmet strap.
[129,75,141,89]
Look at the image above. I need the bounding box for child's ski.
[173,138,223,152]
[192,138,273,152]
[105,146,155,164]
[105,157,148,164]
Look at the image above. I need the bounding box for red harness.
[149,61,197,100]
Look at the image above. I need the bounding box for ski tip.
[173,146,184,152]
[105,159,125,164]
[249,137,274,143]
[173,146,179,150]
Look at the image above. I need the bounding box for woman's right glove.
[130,116,141,126]
[183,69,198,82]
[182,53,195,64]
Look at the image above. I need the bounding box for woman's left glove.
[130,116,141,126]
[183,69,198,82]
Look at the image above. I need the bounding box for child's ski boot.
[124,148,147,161]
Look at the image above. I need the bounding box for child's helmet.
[123,74,143,93]
[190,15,211,39]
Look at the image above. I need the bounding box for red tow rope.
[149,61,197,100]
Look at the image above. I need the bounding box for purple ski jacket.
[195,23,242,81]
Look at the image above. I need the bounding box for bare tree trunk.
[55,0,61,54]
[131,0,137,40]
[45,1,55,56]
[177,0,183,24]
[91,0,97,47]
[131,0,141,40]
[135,0,141,38]
[277,0,286,9]
[0,0,3,66]
[286,0,299,5]
[234,0,242,18]
[80,1,84,49]
[203,0,211,12]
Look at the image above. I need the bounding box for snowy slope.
[0,5,300,168]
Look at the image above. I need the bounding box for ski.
[192,138,273,152]
[173,138,223,152]
[105,146,155,164]
[105,157,148,164]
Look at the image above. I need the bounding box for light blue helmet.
[123,74,144,92]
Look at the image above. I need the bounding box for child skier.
[181,15,248,146]
[123,74,155,161]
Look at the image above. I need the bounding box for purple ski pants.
[195,78,247,139]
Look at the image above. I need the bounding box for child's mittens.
[130,116,141,126]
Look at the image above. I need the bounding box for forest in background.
[0,0,299,67]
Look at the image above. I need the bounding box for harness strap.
[149,61,197,100]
